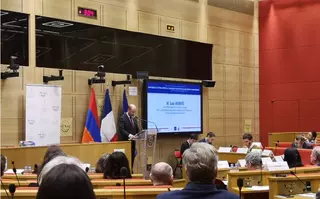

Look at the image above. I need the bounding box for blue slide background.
[147,81,202,133]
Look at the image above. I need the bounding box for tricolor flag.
[122,89,128,114]
[100,89,117,142]
[82,88,101,143]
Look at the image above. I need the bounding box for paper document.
[250,186,269,191]
[296,193,316,198]
[218,147,231,153]
[4,169,24,174]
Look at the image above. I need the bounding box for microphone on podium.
[134,117,159,132]
[120,167,128,199]
[9,184,16,199]
[237,178,243,199]
[11,161,20,186]
[85,167,89,174]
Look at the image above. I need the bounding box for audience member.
[292,136,313,149]
[245,151,262,170]
[283,148,303,168]
[306,131,317,144]
[242,133,261,152]
[95,153,109,173]
[1,154,6,176]
[180,134,197,156]
[157,143,237,199]
[38,145,66,176]
[104,151,131,179]
[37,156,95,199]
[311,146,320,166]
[199,132,215,145]
[150,162,173,186]
[316,188,320,199]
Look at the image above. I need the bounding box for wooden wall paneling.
[241,67,254,84]
[254,68,259,85]
[61,95,73,118]
[207,26,225,45]
[212,45,225,63]
[212,63,224,82]
[138,12,160,35]
[74,0,102,26]
[241,83,254,101]
[254,119,260,135]
[181,20,199,41]
[240,32,254,50]
[43,69,73,93]
[225,82,240,101]
[33,0,43,15]
[225,29,240,48]
[202,87,209,135]
[241,101,255,119]
[102,4,127,29]
[207,6,229,27]
[1,92,24,119]
[255,50,259,67]
[240,49,255,66]
[1,118,25,146]
[225,47,240,65]
[208,82,223,100]
[23,68,43,85]
[74,117,86,142]
[214,136,226,148]
[74,95,90,118]
[208,100,224,118]
[225,134,242,147]
[160,16,181,39]
[225,65,240,83]
[254,85,259,102]
[42,0,72,20]
[0,0,22,12]
[225,101,240,118]
[74,71,102,94]
[208,119,224,137]
[225,118,240,135]
[254,102,259,119]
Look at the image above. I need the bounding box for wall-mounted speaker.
[202,80,216,87]
[133,71,149,79]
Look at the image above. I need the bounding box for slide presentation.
[146,80,202,134]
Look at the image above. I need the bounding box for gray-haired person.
[150,162,173,186]
[157,143,237,199]
[245,151,262,170]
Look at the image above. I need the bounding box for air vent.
[42,21,74,28]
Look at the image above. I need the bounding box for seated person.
[283,148,303,168]
[316,188,320,199]
[1,154,6,176]
[311,146,320,166]
[180,134,197,156]
[292,135,313,149]
[157,143,238,199]
[150,162,173,186]
[37,156,96,199]
[245,151,262,170]
[199,132,215,145]
[242,133,262,152]
[38,145,66,176]
[306,131,317,144]
[95,153,109,173]
[104,151,132,179]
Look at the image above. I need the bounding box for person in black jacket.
[284,148,304,168]
[180,134,198,156]
[118,104,140,169]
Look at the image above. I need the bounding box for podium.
[133,128,158,179]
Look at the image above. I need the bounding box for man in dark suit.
[199,132,215,145]
[118,104,140,169]
[180,134,197,156]
[157,143,238,199]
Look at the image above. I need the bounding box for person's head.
[308,131,317,141]
[104,152,131,179]
[206,132,216,144]
[39,145,66,175]
[1,154,6,176]
[187,134,198,145]
[150,162,173,186]
[36,156,95,199]
[245,151,262,170]
[284,148,303,168]
[242,133,253,148]
[183,142,217,183]
[95,153,110,173]
[127,104,137,117]
[311,146,320,165]
[294,136,307,148]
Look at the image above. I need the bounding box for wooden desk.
[231,187,269,199]
[0,187,183,199]
[218,152,246,164]
[228,166,320,190]
[269,174,320,199]
[274,194,317,199]
[2,173,144,180]
[1,142,132,170]
[0,178,186,189]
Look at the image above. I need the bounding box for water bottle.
[28,166,32,174]
[24,166,28,174]
[90,167,95,173]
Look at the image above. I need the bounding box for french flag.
[82,88,101,143]
[100,89,118,142]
